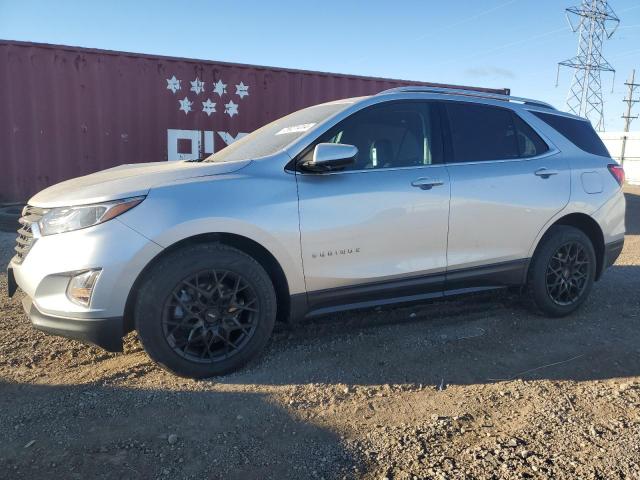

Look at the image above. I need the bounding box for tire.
[134,243,277,378]
[527,225,596,317]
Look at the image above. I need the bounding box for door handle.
[411,178,444,190]
[534,168,559,179]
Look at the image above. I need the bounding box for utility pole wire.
[413,0,520,42]
[429,26,568,70]
[352,0,520,64]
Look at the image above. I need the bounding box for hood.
[29,159,252,208]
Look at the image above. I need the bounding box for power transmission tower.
[621,69,639,165]
[556,0,620,131]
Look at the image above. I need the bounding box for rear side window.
[531,111,610,157]
[444,103,548,162]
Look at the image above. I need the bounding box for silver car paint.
[12,217,163,319]
[522,107,626,249]
[10,90,625,325]
[296,164,450,291]
[117,156,306,295]
[444,149,571,270]
[29,159,253,208]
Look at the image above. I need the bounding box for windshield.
[203,100,357,163]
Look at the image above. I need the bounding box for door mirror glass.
[299,143,357,172]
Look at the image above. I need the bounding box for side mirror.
[299,143,358,172]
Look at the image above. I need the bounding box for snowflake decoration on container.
[213,79,227,97]
[235,82,249,99]
[166,75,181,94]
[190,78,205,95]
[224,100,239,117]
[178,97,193,115]
[202,99,216,116]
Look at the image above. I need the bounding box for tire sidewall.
[529,226,596,317]
[135,244,276,378]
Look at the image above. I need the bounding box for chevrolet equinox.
[7,87,626,378]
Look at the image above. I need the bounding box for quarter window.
[512,114,549,158]
[300,102,442,171]
[531,111,610,157]
[444,102,548,162]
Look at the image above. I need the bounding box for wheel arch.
[529,212,605,282]
[123,233,292,334]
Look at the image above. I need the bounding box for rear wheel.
[135,243,276,378]
[527,225,596,317]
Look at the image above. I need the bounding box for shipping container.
[0,40,509,203]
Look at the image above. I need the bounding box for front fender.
[117,169,305,295]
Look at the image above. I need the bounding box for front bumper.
[9,217,162,320]
[8,215,163,351]
[22,296,124,352]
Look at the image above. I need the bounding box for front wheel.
[135,243,276,378]
[527,225,596,317]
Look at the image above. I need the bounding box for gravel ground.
[1,186,639,480]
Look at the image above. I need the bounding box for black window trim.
[292,100,446,175]
[438,100,558,166]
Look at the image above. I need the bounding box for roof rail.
[378,86,556,110]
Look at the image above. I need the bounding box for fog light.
[66,269,101,307]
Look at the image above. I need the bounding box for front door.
[295,101,451,313]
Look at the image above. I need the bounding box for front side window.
[445,102,548,163]
[300,101,442,171]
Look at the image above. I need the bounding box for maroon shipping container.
[0,40,509,203]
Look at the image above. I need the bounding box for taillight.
[608,164,625,186]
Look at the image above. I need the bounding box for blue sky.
[2,0,640,131]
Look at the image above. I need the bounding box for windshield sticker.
[275,123,316,135]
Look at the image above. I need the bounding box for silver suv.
[8,87,626,378]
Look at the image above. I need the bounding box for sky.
[2,0,640,131]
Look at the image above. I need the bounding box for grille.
[14,206,46,264]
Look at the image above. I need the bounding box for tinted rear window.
[531,111,610,157]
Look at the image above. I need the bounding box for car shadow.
[0,380,362,480]
[222,262,640,388]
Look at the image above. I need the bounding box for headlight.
[38,196,144,236]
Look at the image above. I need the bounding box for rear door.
[295,101,451,312]
[442,101,570,287]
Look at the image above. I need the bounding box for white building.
[598,131,640,185]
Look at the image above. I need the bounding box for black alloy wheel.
[544,241,591,306]
[135,243,276,378]
[162,270,259,363]
[527,225,596,317]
